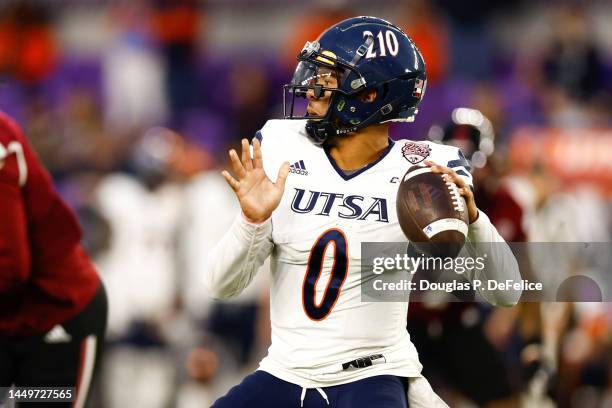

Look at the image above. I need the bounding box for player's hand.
[425,160,479,223]
[222,138,290,224]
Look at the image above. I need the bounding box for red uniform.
[0,111,100,337]
[475,185,526,242]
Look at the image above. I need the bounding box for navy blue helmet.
[283,16,427,145]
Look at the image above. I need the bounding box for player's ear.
[358,89,377,103]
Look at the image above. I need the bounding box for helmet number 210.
[363,30,399,58]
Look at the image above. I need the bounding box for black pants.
[0,283,107,407]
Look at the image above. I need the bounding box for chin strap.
[305,106,394,146]
[305,120,336,146]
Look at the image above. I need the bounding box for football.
[396,166,470,258]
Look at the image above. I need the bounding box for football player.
[431,108,560,405]
[408,109,521,407]
[0,111,107,408]
[207,17,521,407]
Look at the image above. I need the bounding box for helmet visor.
[283,61,343,120]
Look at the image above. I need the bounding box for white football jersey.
[253,119,472,387]
[206,119,519,391]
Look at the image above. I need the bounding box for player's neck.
[327,124,390,171]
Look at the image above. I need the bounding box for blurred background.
[0,0,610,407]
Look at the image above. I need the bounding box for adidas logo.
[289,160,308,176]
[44,325,72,343]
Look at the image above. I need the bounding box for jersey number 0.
[302,229,348,321]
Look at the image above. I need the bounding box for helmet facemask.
[283,61,344,120]
[284,41,366,145]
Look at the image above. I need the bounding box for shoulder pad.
[257,119,307,142]
[429,143,472,178]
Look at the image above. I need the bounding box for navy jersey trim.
[446,150,471,179]
[323,139,395,181]
[447,150,471,171]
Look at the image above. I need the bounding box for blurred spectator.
[177,157,271,406]
[94,127,188,408]
[103,1,168,132]
[152,0,202,125]
[400,0,449,84]
[226,59,273,145]
[437,0,506,81]
[542,6,606,104]
[0,1,58,86]
[532,5,611,130]
[282,1,353,69]
[34,89,118,180]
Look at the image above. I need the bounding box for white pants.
[408,376,449,408]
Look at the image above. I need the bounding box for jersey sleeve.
[204,122,280,299]
[0,112,83,288]
[1,113,83,253]
[204,213,273,299]
[427,142,520,305]
[464,208,522,306]
[0,137,30,290]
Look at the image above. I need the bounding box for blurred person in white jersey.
[206,16,521,408]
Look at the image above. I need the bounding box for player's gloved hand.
[425,160,479,223]
[222,138,290,223]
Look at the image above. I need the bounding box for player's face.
[306,67,338,117]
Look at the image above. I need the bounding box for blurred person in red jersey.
[409,108,522,408]
[410,107,572,407]
[0,111,107,407]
